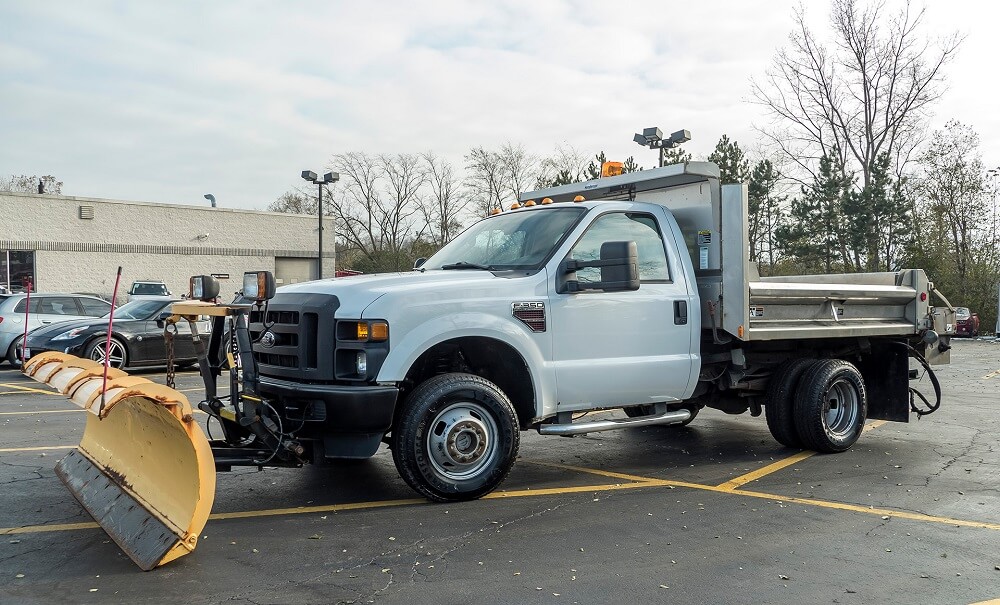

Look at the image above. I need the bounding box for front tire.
[86,337,128,369]
[793,359,867,453]
[392,373,519,502]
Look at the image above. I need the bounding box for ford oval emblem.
[260,331,276,348]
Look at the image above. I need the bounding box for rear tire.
[6,337,22,366]
[392,373,520,502]
[764,358,816,448]
[793,359,867,453]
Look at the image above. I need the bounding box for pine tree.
[776,152,852,274]
[707,135,751,184]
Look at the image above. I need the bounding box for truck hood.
[277,270,540,318]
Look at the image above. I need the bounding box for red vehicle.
[955,307,980,337]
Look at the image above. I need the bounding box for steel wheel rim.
[426,401,498,480]
[91,340,126,369]
[825,377,859,436]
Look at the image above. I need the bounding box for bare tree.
[464,143,537,216]
[914,121,989,292]
[464,146,508,217]
[536,144,588,188]
[419,152,468,247]
[753,0,961,187]
[501,142,537,204]
[0,174,63,194]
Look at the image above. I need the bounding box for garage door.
[274,257,316,285]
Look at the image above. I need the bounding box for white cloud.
[0,0,996,211]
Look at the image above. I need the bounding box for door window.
[13,298,41,313]
[40,297,81,315]
[79,298,112,316]
[568,212,670,284]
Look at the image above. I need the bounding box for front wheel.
[86,337,128,369]
[793,359,867,453]
[392,373,520,502]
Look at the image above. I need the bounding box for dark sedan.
[22,298,208,370]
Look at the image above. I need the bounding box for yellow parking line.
[983,369,1000,380]
[0,383,60,396]
[730,486,1000,531]
[717,450,815,490]
[4,474,999,536]
[716,420,888,490]
[0,445,75,453]
[970,598,1000,605]
[0,521,100,535]
[0,409,82,416]
[524,460,663,483]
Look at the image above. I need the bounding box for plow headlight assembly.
[243,271,276,302]
[189,275,221,302]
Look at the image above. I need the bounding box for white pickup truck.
[241,162,953,502]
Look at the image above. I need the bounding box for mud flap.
[22,352,216,570]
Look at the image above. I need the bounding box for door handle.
[41,320,52,324]
[674,300,688,325]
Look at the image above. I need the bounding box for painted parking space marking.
[0,383,60,396]
[983,369,1000,380]
[716,419,888,490]
[0,409,82,416]
[970,598,1000,605]
[0,445,75,453]
[716,450,816,490]
[5,465,999,537]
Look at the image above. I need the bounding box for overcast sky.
[1,1,997,210]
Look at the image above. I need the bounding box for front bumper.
[22,341,86,362]
[257,375,398,433]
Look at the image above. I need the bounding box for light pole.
[633,127,691,167]
[301,170,339,279]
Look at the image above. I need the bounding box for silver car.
[0,293,112,365]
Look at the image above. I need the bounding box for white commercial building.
[1,192,333,297]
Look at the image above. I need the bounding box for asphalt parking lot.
[1,340,999,605]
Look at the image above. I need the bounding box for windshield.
[955,307,970,319]
[131,282,169,296]
[107,299,172,320]
[423,207,586,271]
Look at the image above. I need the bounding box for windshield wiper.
[440,261,494,271]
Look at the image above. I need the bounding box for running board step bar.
[538,408,692,436]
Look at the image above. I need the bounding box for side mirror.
[559,241,640,293]
[413,257,427,270]
[155,309,172,328]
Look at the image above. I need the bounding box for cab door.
[548,209,698,411]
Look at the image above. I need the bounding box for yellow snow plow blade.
[22,352,216,570]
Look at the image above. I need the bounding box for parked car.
[955,307,980,338]
[129,280,171,300]
[22,297,208,370]
[0,293,113,366]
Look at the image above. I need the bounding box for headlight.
[52,327,87,341]
[356,351,367,374]
[336,320,389,342]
